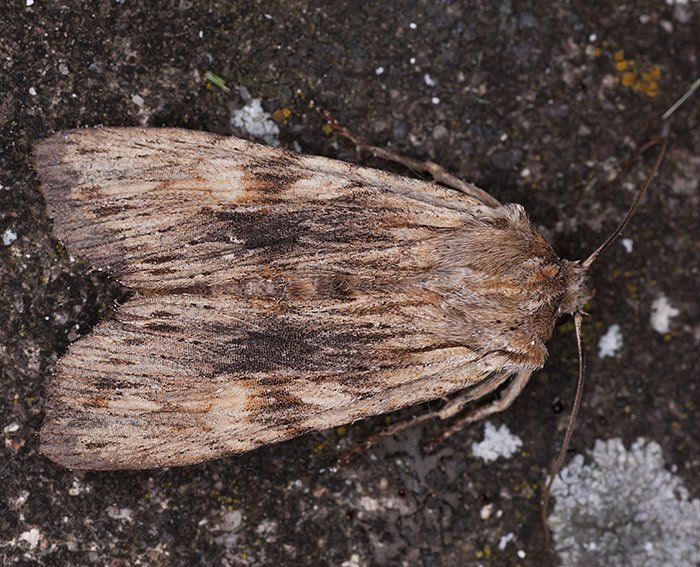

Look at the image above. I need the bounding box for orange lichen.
[621,71,637,87]
[611,50,661,97]
[272,107,292,125]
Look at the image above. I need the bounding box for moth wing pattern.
[35,127,576,470]
[35,128,486,291]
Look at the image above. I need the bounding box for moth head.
[558,137,669,319]
[558,260,591,316]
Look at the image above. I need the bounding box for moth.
[35,126,595,471]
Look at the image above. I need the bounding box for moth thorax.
[558,260,591,315]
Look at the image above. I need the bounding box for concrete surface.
[1,1,698,565]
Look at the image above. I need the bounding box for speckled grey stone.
[1,1,698,565]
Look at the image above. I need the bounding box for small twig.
[661,77,700,120]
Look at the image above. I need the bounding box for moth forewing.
[35,127,589,470]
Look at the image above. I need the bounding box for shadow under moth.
[35,127,609,471]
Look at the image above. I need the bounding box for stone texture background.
[1,1,698,565]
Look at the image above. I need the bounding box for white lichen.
[549,438,700,566]
[231,98,280,146]
[498,532,516,550]
[598,324,623,358]
[18,528,40,548]
[650,295,680,334]
[2,229,17,246]
[471,421,522,462]
[341,554,363,567]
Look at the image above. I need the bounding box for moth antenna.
[534,311,586,561]
[582,135,668,270]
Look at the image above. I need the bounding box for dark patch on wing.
[83,440,110,450]
[255,375,289,387]
[247,169,301,195]
[143,254,180,265]
[243,159,306,196]
[93,203,134,218]
[204,316,387,376]
[92,377,137,391]
[208,323,319,374]
[159,283,212,296]
[253,388,306,421]
[76,146,108,155]
[149,267,176,276]
[98,256,130,277]
[150,310,176,318]
[144,322,184,333]
[201,203,398,257]
[208,209,306,251]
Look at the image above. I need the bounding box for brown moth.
[35,127,592,470]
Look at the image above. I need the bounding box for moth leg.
[335,410,438,467]
[320,109,501,207]
[431,369,534,448]
[336,371,519,466]
[436,370,517,421]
